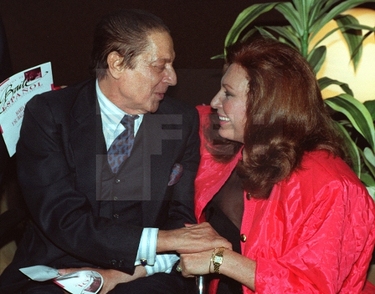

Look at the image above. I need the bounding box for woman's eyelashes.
[224,90,233,99]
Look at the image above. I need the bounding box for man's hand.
[157,222,232,254]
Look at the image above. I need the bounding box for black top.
[205,168,244,294]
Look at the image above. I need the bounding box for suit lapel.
[95,98,106,204]
[140,106,182,226]
[139,114,157,226]
[68,80,103,212]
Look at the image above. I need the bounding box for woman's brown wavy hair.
[206,37,346,198]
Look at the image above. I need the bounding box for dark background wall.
[1,1,374,106]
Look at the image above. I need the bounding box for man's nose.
[165,67,177,86]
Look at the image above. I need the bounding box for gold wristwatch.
[211,247,225,274]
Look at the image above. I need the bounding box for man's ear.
[107,51,124,79]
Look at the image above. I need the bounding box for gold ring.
[176,264,182,272]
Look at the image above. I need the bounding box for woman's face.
[210,63,248,143]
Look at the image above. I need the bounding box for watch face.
[214,256,223,264]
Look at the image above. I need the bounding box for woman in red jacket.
[179,37,375,293]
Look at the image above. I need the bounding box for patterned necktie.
[107,114,138,173]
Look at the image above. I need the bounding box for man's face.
[106,31,177,114]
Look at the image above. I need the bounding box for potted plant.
[212,0,375,199]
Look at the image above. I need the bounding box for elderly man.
[0,9,229,293]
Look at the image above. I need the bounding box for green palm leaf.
[309,0,336,26]
[274,3,303,36]
[307,46,326,73]
[318,77,353,96]
[361,148,375,199]
[310,0,375,39]
[255,27,279,40]
[334,121,361,176]
[224,3,279,49]
[361,172,375,187]
[335,14,362,70]
[364,100,375,121]
[325,94,375,149]
[262,26,301,48]
[363,147,375,175]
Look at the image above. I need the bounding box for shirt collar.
[96,80,143,149]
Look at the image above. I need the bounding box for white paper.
[19,265,59,281]
[0,62,54,156]
[19,265,103,294]
[54,270,103,294]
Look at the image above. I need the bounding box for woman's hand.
[179,249,214,277]
[157,222,232,254]
[181,248,257,291]
[58,266,146,294]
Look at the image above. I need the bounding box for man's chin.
[149,101,162,113]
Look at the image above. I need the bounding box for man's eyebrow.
[152,57,174,64]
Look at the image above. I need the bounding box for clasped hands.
[58,222,230,293]
[167,222,231,278]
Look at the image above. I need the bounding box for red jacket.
[195,105,375,293]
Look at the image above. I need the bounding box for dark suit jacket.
[0,79,200,292]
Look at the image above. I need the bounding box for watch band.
[211,247,225,274]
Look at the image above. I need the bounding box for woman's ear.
[107,51,124,79]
